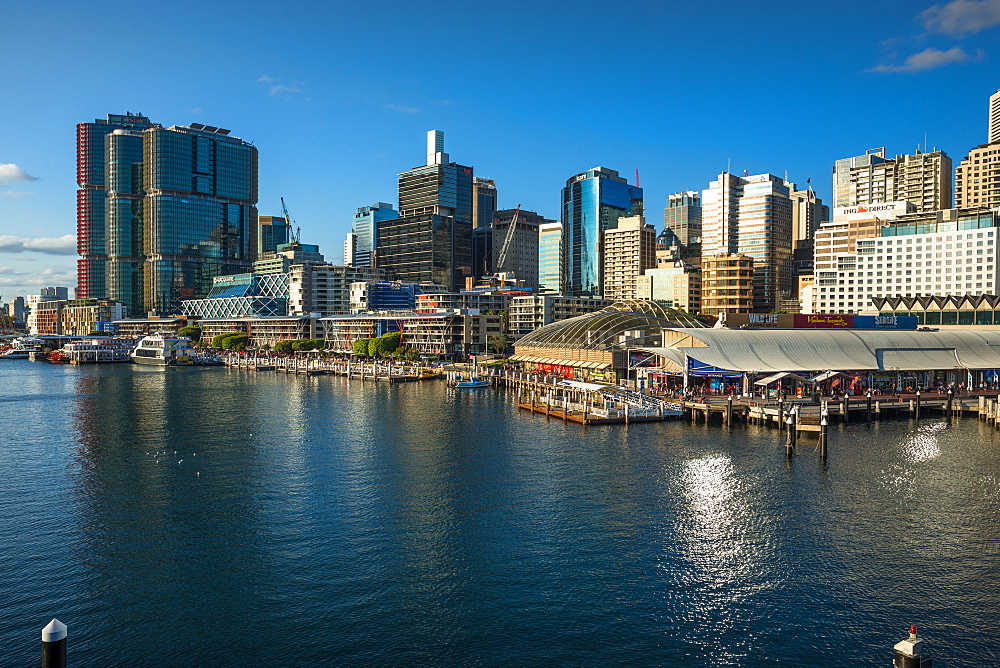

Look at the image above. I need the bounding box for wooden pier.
[222,354,441,383]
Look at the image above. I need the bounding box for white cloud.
[921,0,1000,36]
[0,164,38,186]
[0,190,32,198]
[0,235,77,255]
[270,83,303,96]
[431,99,455,106]
[385,104,419,114]
[867,46,972,72]
[257,75,276,83]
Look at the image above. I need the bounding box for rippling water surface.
[1,362,999,666]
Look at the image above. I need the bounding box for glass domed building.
[511,299,705,381]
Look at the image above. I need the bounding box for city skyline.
[2,0,1000,298]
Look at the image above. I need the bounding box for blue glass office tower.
[561,167,643,297]
[352,203,398,267]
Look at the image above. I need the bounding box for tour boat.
[0,338,44,360]
[131,334,198,366]
[455,378,491,388]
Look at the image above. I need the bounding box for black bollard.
[785,415,795,455]
[947,388,954,417]
[819,417,828,459]
[41,619,66,668]
[866,390,873,424]
[915,391,921,421]
[841,392,850,423]
[892,624,931,667]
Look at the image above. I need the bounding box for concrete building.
[790,188,828,249]
[955,142,1000,208]
[253,242,326,275]
[602,215,657,302]
[701,173,793,312]
[663,191,702,247]
[198,316,317,348]
[814,205,999,314]
[503,295,612,339]
[322,310,503,360]
[832,147,951,213]
[61,299,126,335]
[288,264,385,317]
[416,291,510,313]
[537,221,564,294]
[699,253,755,315]
[349,281,447,313]
[638,261,701,313]
[492,208,548,290]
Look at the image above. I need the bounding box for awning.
[754,371,804,386]
[809,370,846,383]
[558,380,614,392]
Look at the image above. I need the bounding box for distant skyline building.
[492,208,549,291]
[472,177,497,230]
[832,147,952,212]
[537,220,564,294]
[257,215,290,257]
[561,167,643,297]
[76,112,154,300]
[376,131,474,291]
[350,202,397,267]
[602,215,656,302]
[662,191,702,247]
[990,89,1000,144]
[789,188,828,249]
[701,172,793,312]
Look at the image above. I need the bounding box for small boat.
[131,333,198,366]
[0,337,44,360]
[455,378,491,388]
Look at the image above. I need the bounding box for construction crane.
[280,197,301,244]
[494,204,521,278]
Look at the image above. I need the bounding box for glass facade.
[352,203,398,267]
[258,216,291,257]
[538,222,564,293]
[561,168,643,297]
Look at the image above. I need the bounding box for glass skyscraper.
[76,112,153,300]
[561,167,643,297]
[79,114,259,316]
[351,203,398,267]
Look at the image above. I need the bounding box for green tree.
[217,332,249,350]
[487,333,512,355]
[274,340,293,354]
[178,325,202,342]
[211,332,239,348]
[291,339,307,351]
[369,331,401,357]
[353,338,371,356]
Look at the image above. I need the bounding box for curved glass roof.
[516,300,705,350]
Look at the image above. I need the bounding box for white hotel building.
[813,203,1000,314]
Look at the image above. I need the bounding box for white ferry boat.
[131,334,198,366]
[0,337,44,360]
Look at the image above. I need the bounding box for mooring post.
[819,417,828,459]
[915,391,921,421]
[892,624,931,667]
[785,415,795,455]
[778,395,785,429]
[841,392,850,423]
[866,389,873,424]
[41,619,66,668]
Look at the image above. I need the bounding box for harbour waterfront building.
[813,205,1000,314]
[376,131,474,291]
[288,264,385,317]
[258,216,291,258]
[350,203,398,267]
[61,299,126,335]
[955,142,1000,208]
[699,253,755,316]
[701,172,793,312]
[832,147,952,212]
[638,261,701,313]
[602,216,657,302]
[561,167,643,297]
[416,290,512,314]
[492,208,549,290]
[507,295,611,339]
[537,221,565,294]
[349,280,448,313]
[76,112,154,300]
[181,272,290,319]
[198,316,317,348]
[873,294,1000,327]
[322,310,503,360]
[990,89,1000,144]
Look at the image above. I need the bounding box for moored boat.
[131,334,198,366]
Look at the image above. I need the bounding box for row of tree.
[273,339,325,353]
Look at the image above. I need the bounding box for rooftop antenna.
[727,157,731,174]
[635,168,641,188]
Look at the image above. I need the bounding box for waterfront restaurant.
[635,327,1000,395]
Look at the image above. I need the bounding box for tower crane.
[493,204,521,279]
[280,197,301,244]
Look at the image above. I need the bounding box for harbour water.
[2,362,999,666]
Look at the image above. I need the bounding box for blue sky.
[1,0,999,299]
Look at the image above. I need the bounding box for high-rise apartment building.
[989,89,1000,144]
[561,167,643,297]
[700,254,754,315]
[376,131,474,291]
[955,143,1000,208]
[76,112,154,300]
[472,177,497,229]
[832,147,951,212]
[602,216,657,302]
[701,172,793,312]
[663,191,702,247]
[537,221,564,294]
[350,202,397,267]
